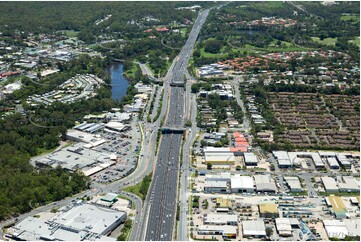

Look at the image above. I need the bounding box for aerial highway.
[142,9,210,241]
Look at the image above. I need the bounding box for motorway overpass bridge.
[170,82,184,87]
[161,126,186,134]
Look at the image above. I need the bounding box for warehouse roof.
[275,218,292,232]
[323,220,349,239]
[203,146,231,154]
[231,175,254,190]
[259,203,278,214]
[254,175,277,192]
[327,157,339,167]
[35,142,110,171]
[14,217,52,240]
[242,220,266,236]
[204,154,235,162]
[321,177,338,191]
[338,176,360,191]
[198,225,237,234]
[50,203,126,234]
[273,151,291,166]
[336,153,352,166]
[105,121,125,131]
[206,172,231,181]
[243,152,258,164]
[204,214,238,224]
[343,219,360,237]
[284,176,303,191]
[327,196,347,218]
[318,151,336,157]
[273,151,290,160]
[204,180,228,188]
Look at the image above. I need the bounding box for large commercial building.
[7,203,126,241]
[336,153,352,169]
[203,147,233,156]
[204,180,228,193]
[204,153,235,165]
[204,214,238,225]
[275,218,293,237]
[231,175,254,193]
[198,225,237,238]
[288,152,324,169]
[104,121,126,132]
[204,173,231,193]
[273,151,292,168]
[205,173,231,182]
[254,175,277,193]
[243,152,258,166]
[273,151,326,169]
[338,176,360,193]
[327,157,340,169]
[242,220,266,238]
[321,177,339,193]
[323,220,349,239]
[34,142,113,171]
[326,196,347,219]
[284,176,303,192]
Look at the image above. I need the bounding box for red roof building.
[155,27,169,32]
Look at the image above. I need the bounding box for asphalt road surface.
[142,9,210,241]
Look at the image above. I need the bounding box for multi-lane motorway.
[143,9,210,241]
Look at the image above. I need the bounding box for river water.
[108,62,129,101]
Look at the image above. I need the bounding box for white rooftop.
[242,220,266,236]
[50,203,126,234]
[203,146,231,154]
[198,225,237,234]
[204,214,238,224]
[231,175,254,190]
[321,177,338,191]
[243,152,258,164]
[205,180,228,188]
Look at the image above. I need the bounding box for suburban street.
[178,94,199,241]
[231,77,251,131]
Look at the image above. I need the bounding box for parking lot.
[89,118,141,184]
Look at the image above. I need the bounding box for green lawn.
[117,219,133,241]
[239,44,312,53]
[123,174,152,201]
[124,182,144,200]
[268,39,293,47]
[180,27,187,38]
[124,62,139,79]
[340,15,359,22]
[36,146,58,156]
[200,47,228,58]
[349,37,360,47]
[311,37,337,46]
[61,30,79,38]
[227,36,312,54]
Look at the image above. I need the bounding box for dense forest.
[0,2,211,42]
